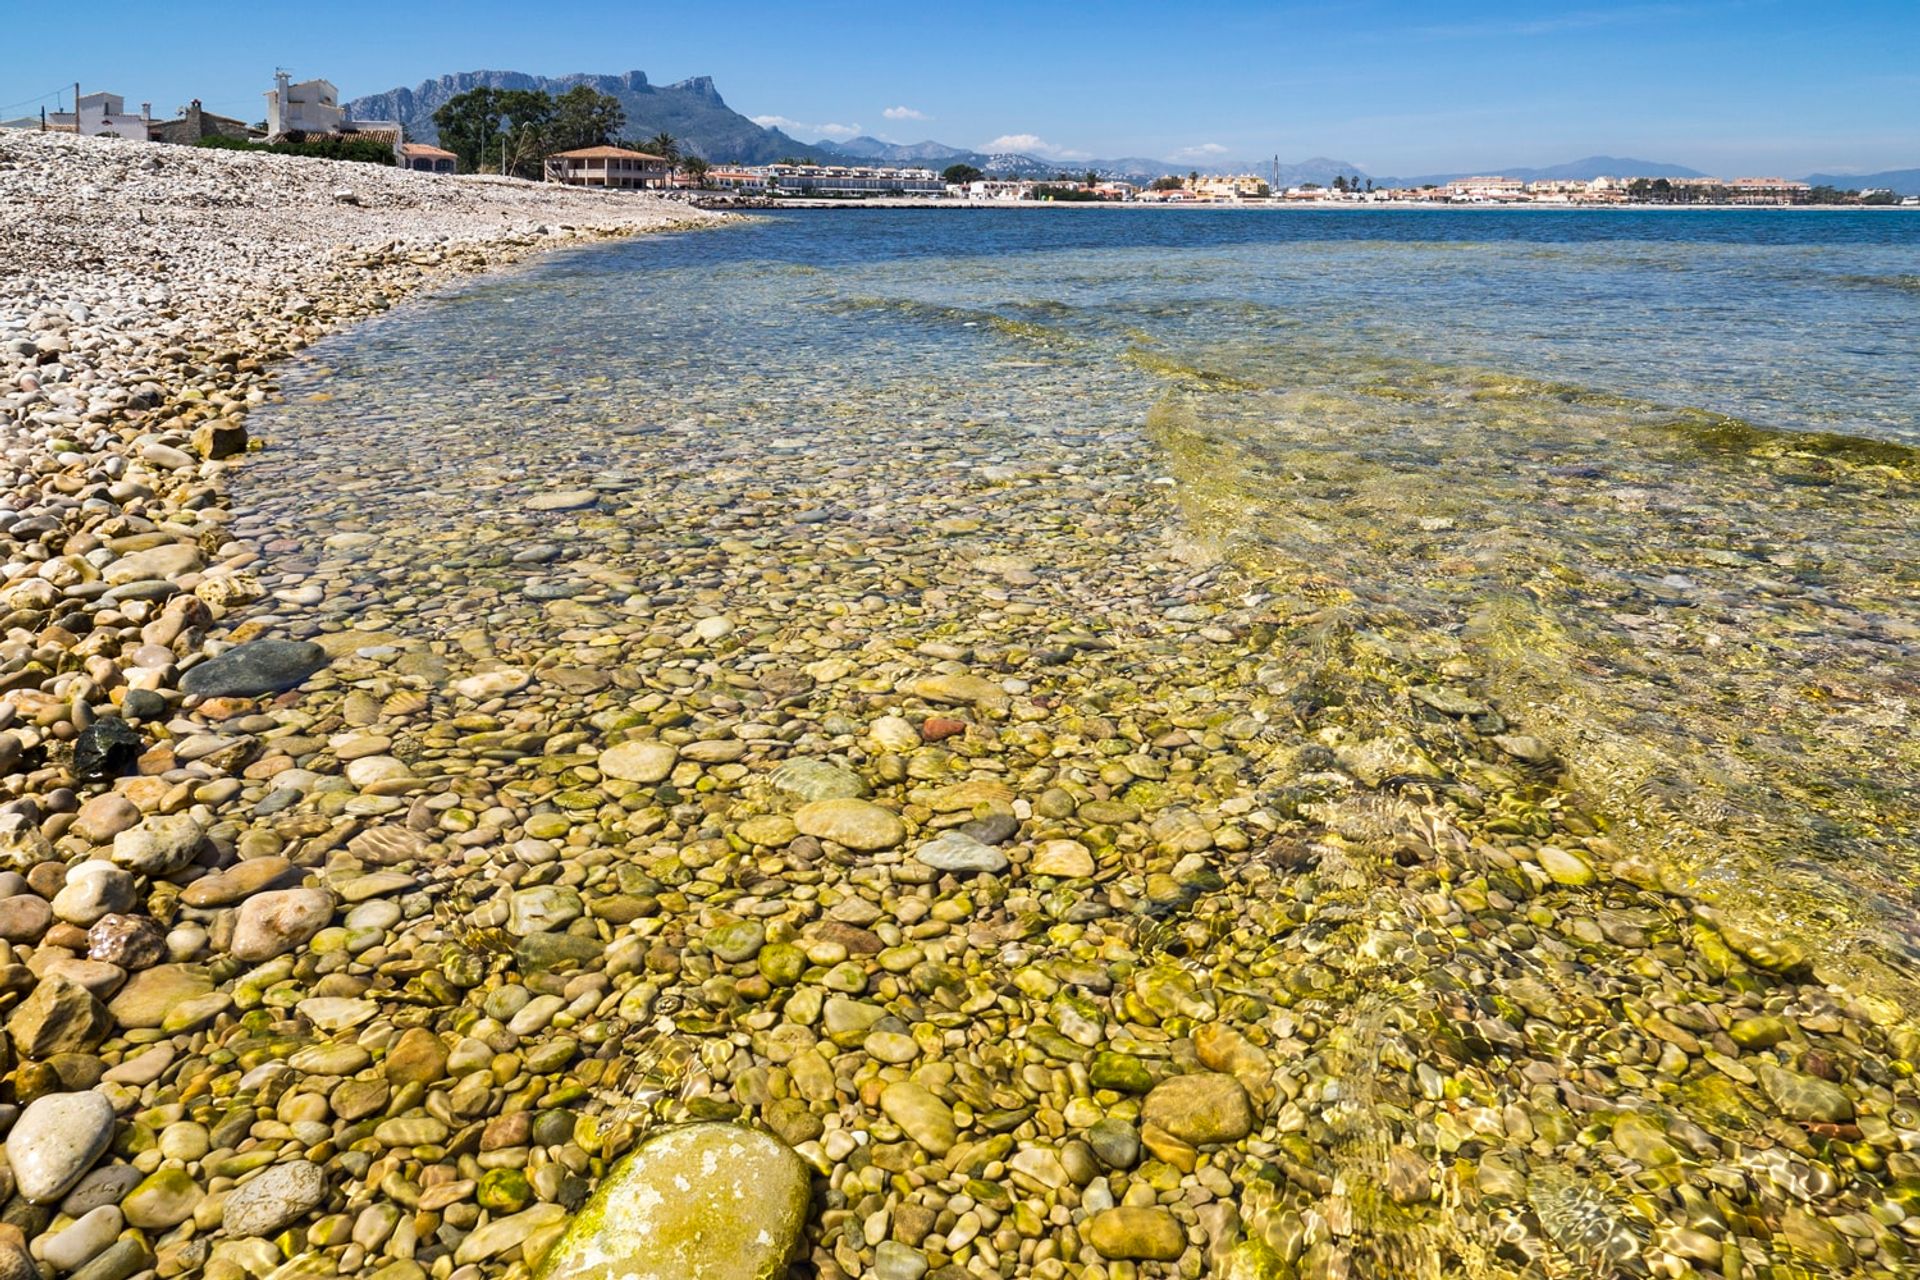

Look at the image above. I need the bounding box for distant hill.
[814,140,1368,185]
[1375,156,1706,187]
[1804,167,1920,195]
[344,70,825,164]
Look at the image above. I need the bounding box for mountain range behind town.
[344,69,1920,193]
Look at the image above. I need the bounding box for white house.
[18,92,154,140]
[263,71,400,147]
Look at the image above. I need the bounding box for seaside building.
[149,100,262,146]
[1725,177,1811,205]
[262,72,400,150]
[962,179,1035,201]
[398,143,458,174]
[762,163,944,197]
[698,169,769,192]
[1443,176,1527,202]
[544,146,672,189]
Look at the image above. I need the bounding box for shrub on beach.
[193,135,396,166]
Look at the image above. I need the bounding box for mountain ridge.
[344,69,826,164]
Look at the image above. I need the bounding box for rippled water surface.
[236,208,1920,1274]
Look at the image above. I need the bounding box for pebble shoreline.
[1,128,1917,1280]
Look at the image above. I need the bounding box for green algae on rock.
[537,1123,810,1280]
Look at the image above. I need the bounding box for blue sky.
[3,1,1915,175]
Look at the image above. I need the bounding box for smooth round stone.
[911,830,1008,874]
[598,740,679,784]
[180,639,327,697]
[539,1123,810,1280]
[880,1082,956,1156]
[1536,845,1596,886]
[6,1090,116,1203]
[41,1204,122,1271]
[792,798,906,851]
[229,887,334,961]
[345,755,413,787]
[109,814,206,875]
[1030,839,1096,877]
[221,1159,328,1238]
[121,1166,203,1229]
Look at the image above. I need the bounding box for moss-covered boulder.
[537,1123,811,1280]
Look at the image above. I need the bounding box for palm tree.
[1083,169,1099,189]
[644,132,681,166]
[681,156,712,189]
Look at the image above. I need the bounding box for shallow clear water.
[232,206,1920,1274]
[252,208,1918,979]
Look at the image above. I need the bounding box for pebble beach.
[1,130,1917,1280]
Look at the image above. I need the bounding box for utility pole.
[74,84,81,135]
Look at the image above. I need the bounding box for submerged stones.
[537,1124,810,1280]
[178,638,328,697]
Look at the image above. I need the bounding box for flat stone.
[109,814,205,876]
[793,798,906,851]
[769,759,869,802]
[527,489,599,511]
[1086,1206,1186,1261]
[911,830,1009,875]
[538,1123,810,1280]
[180,640,327,698]
[1141,1073,1255,1146]
[108,964,213,1029]
[221,1159,328,1238]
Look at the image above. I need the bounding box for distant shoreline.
[736,197,1920,212]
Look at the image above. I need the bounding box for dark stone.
[179,640,327,698]
[72,719,143,782]
[959,813,1020,845]
[120,690,167,722]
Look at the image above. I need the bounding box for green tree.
[1188,169,1200,186]
[1084,169,1099,188]
[547,85,625,153]
[942,163,983,185]
[1333,174,1348,192]
[1150,176,1183,191]
[433,87,554,176]
[681,155,713,188]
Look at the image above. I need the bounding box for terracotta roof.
[548,146,667,161]
[400,143,456,159]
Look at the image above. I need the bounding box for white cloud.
[751,114,863,141]
[982,133,1090,160]
[1174,143,1231,159]
[883,106,927,121]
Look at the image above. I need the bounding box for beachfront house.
[544,146,672,189]
[263,72,401,152]
[8,92,155,140]
[399,143,458,174]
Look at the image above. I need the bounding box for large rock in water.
[180,639,327,697]
[538,1124,810,1280]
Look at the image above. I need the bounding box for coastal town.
[5,75,1913,207]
